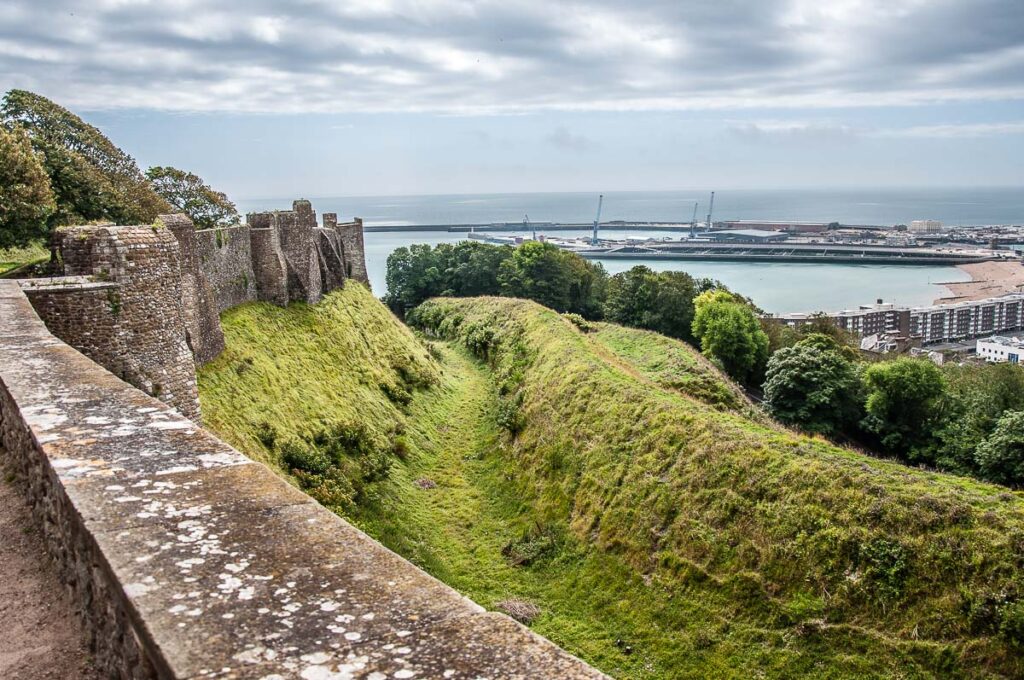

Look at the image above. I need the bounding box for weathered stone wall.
[160,214,225,365]
[276,201,324,304]
[0,279,605,680]
[49,226,200,420]
[248,221,290,306]
[35,200,367,401]
[20,277,124,380]
[193,225,258,313]
[333,215,369,285]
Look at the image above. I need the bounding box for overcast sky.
[2,0,1023,198]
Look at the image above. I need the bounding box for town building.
[976,336,1024,363]
[706,229,789,243]
[910,219,944,233]
[775,292,1024,346]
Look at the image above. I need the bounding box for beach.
[935,260,1024,304]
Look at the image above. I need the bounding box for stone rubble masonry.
[334,215,370,285]
[159,215,226,365]
[49,225,201,421]
[0,279,606,680]
[193,225,258,313]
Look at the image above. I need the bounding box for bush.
[502,526,559,566]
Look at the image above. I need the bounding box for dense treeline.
[0,89,237,250]
[387,241,769,382]
[385,240,748,333]
[762,332,1024,487]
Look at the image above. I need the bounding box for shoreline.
[933,260,1024,305]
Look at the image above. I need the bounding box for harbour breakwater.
[574,242,1007,266]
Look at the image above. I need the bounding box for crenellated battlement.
[27,200,369,421]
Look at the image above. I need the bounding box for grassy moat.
[198,285,1024,679]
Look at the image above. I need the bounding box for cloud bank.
[1,0,1022,113]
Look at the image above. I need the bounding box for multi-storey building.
[775,292,1024,346]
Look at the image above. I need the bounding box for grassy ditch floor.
[349,341,807,679]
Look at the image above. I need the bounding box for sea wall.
[0,279,604,680]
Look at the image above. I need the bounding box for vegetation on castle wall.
[410,295,1024,677]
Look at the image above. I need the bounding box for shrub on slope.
[410,296,1024,676]
[198,284,439,509]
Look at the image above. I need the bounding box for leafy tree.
[974,410,1024,487]
[937,363,1024,476]
[1,89,169,227]
[762,336,861,435]
[691,290,769,385]
[604,266,706,341]
[860,358,947,463]
[498,241,606,316]
[448,240,511,297]
[146,166,238,229]
[0,125,55,248]
[384,241,516,315]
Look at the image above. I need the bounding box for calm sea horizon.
[236,188,1023,314]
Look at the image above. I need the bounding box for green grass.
[588,321,763,419]
[198,283,440,468]
[200,288,1024,677]
[0,241,48,277]
[411,296,1024,678]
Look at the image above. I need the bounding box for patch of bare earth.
[0,464,101,680]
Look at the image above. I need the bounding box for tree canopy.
[762,334,861,435]
[146,166,239,229]
[603,266,722,342]
[1,89,169,229]
[861,358,947,462]
[497,241,606,316]
[691,290,769,385]
[975,410,1024,488]
[0,125,55,248]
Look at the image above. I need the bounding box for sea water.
[236,188,1024,314]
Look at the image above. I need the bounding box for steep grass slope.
[198,284,440,504]
[410,296,1024,677]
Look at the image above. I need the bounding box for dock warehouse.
[707,229,789,243]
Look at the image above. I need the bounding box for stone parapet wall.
[0,279,605,680]
[47,226,200,420]
[249,226,289,305]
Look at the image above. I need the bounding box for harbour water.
[235,189,1024,314]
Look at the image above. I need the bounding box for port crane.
[592,194,604,245]
[706,191,715,231]
[524,214,535,241]
[689,201,699,239]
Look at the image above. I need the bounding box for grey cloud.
[0,0,1022,113]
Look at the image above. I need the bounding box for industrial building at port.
[777,292,1024,345]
